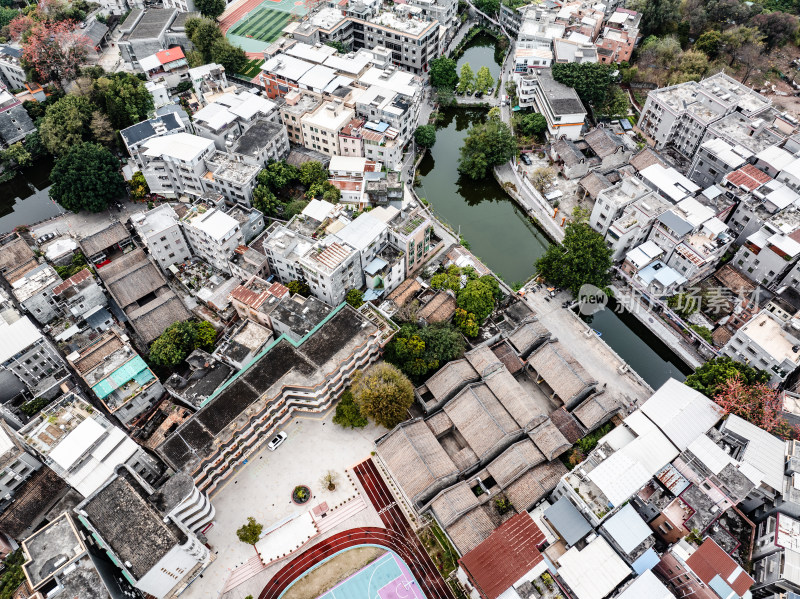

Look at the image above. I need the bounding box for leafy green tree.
[475,66,493,94]
[457,275,500,322]
[0,142,31,168]
[551,62,613,108]
[185,17,223,62]
[473,0,500,14]
[457,62,474,94]
[430,265,461,293]
[287,280,310,297]
[597,85,629,117]
[517,112,547,138]
[284,199,308,218]
[667,292,698,318]
[695,30,723,59]
[535,207,613,297]
[457,119,515,180]
[38,95,94,155]
[236,517,263,547]
[414,125,436,148]
[346,288,364,308]
[684,356,770,397]
[149,321,217,368]
[260,160,299,192]
[299,160,328,187]
[50,142,124,213]
[636,0,680,35]
[210,38,247,73]
[530,166,556,194]
[351,363,414,429]
[384,322,465,380]
[326,40,348,53]
[253,186,281,216]
[453,307,479,337]
[93,72,154,129]
[0,7,18,30]
[429,56,458,90]
[129,170,150,201]
[333,389,367,428]
[670,50,709,83]
[194,0,225,18]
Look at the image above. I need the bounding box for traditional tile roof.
[444,505,496,555]
[629,148,667,172]
[0,467,68,540]
[459,513,546,599]
[506,320,550,359]
[418,291,456,323]
[549,407,583,444]
[572,392,622,431]
[52,269,91,296]
[485,439,545,488]
[0,234,37,284]
[584,127,623,158]
[528,419,571,460]
[504,460,567,511]
[527,341,597,407]
[553,139,585,167]
[725,164,771,191]
[578,172,612,200]
[387,278,421,306]
[79,223,129,257]
[428,481,480,528]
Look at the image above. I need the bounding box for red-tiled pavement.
[257,459,454,599]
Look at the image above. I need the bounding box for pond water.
[0,157,61,235]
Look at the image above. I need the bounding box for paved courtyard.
[184,411,388,599]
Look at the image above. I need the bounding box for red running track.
[219,0,271,35]
[257,459,454,599]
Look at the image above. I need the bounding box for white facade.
[139,132,216,200]
[723,310,800,382]
[181,204,244,273]
[301,100,355,157]
[298,239,363,305]
[131,204,192,271]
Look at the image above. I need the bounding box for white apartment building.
[689,138,753,189]
[590,176,656,236]
[18,394,162,498]
[638,72,772,158]
[138,132,216,200]
[76,467,212,599]
[301,100,355,157]
[203,151,260,206]
[723,310,800,382]
[181,203,244,274]
[188,63,228,107]
[0,46,27,90]
[131,204,192,271]
[733,219,800,287]
[192,91,280,151]
[120,112,186,159]
[514,69,586,140]
[298,239,363,305]
[0,316,68,399]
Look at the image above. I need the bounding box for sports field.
[225,0,307,51]
[316,551,426,599]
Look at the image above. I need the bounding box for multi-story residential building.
[513,46,554,72]
[75,467,213,599]
[187,62,227,106]
[67,331,164,428]
[0,317,69,400]
[192,91,279,151]
[260,219,316,284]
[19,393,163,497]
[590,175,658,234]
[21,512,141,599]
[163,0,195,14]
[514,69,586,140]
[298,238,363,305]
[639,163,700,203]
[156,302,395,493]
[11,263,62,325]
[279,90,321,145]
[606,196,672,262]
[722,309,800,382]
[120,111,186,159]
[327,156,382,206]
[301,100,356,157]
[638,73,772,158]
[202,151,260,206]
[131,204,192,271]
[553,38,598,63]
[230,118,290,170]
[51,269,107,321]
[0,84,34,147]
[733,218,800,288]
[230,276,290,328]
[0,422,41,510]
[384,203,438,275]
[334,211,390,269]
[137,132,216,200]
[181,202,244,273]
[226,203,265,245]
[688,137,753,189]
[0,46,26,91]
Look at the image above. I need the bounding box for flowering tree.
[21,21,91,85]
[713,375,795,439]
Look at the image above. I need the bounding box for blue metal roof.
[601,504,652,555]
[543,497,591,546]
[631,548,660,575]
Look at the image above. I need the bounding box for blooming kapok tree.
[21,21,92,85]
[713,375,796,439]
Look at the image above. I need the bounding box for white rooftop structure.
[601,504,653,555]
[184,208,239,241]
[558,537,631,599]
[0,316,42,364]
[329,155,369,173]
[143,132,214,162]
[324,50,373,75]
[625,240,664,270]
[723,413,786,491]
[334,213,387,252]
[262,53,315,80]
[700,138,752,167]
[285,41,336,64]
[298,63,337,91]
[639,378,724,451]
[757,145,795,171]
[131,205,180,237]
[358,66,418,98]
[302,199,336,222]
[640,164,701,202]
[255,511,317,564]
[616,571,674,599]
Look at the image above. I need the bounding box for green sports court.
[226,0,308,52]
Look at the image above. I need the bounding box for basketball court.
[314,551,426,599]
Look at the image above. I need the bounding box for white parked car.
[268,431,288,451]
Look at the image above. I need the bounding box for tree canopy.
[39,95,94,155]
[19,20,91,85]
[684,356,770,397]
[551,62,615,108]
[384,322,465,380]
[148,320,217,368]
[457,63,474,94]
[50,143,124,213]
[429,56,458,90]
[475,66,493,94]
[185,17,246,72]
[236,517,263,546]
[333,389,367,428]
[299,160,328,187]
[351,362,414,429]
[457,275,501,322]
[345,288,364,308]
[414,125,436,148]
[516,112,547,139]
[535,208,613,297]
[92,72,154,130]
[194,0,226,19]
[288,280,310,297]
[457,118,516,180]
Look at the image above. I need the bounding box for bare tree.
[320,470,339,491]
[530,167,556,195]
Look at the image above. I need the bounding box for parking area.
[185,411,387,599]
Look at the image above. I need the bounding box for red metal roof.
[459,513,545,599]
[725,164,771,191]
[156,47,185,64]
[267,282,290,299]
[685,538,754,597]
[52,268,91,296]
